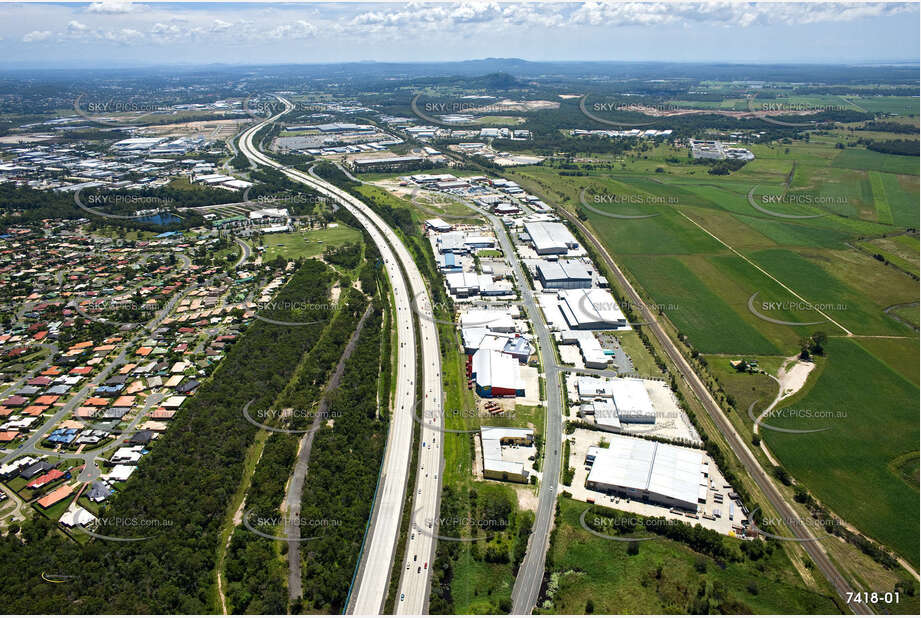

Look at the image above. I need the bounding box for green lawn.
[260,225,362,262]
[623,255,781,355]
[858,234,921,276]
[868,171,894,224]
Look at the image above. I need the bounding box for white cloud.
[22,30,52,43]
[567,1,915,29]
[266,20,317,40]
[87,1,143,15]
[211,19,233,34]
[2,1,915,59]
[102,28,144,45]
[67,21,89,34]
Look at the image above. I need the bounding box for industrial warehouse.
[536,260,593,289]
[545,288,627,330]
[585,434,707,511]
[479,426,535,483]
[577,376,657,428]
[521,220,581,255]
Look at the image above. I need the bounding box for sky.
[0,1,918,68]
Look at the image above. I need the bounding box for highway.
[557,207,872,615]
[237,98,444,615]
[319,161,447,614]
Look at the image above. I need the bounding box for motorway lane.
[238,102,443,614]
[557,208,872,616]
[393,274,443,615]
[321,162,444,615]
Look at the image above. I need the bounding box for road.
[237,99,443,615]
[556,207,872,615]
[475,209,563,615]
[233,238,250,268]
[323,160,447,614]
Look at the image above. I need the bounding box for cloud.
[22,30,52,43]
[67,21,90,34]
[567,1,916,28]
[4,1,916,56]
[87,1,143,15]
[266,20,317,40]
[102,28,144,45]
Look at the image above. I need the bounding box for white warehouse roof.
[577,376,656,424]
[523,221,578,254]
[611,377,656,423]
[481,426,533,478]
[472,349,523,392]
[588,434,705,510]
[557,288,626,329]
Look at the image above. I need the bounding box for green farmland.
[763,338,920,565]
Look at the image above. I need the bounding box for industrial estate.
[0,2,918,617]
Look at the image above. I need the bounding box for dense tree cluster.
[324,242,363,269]
[298,300,388,613]
[863,139,920,156]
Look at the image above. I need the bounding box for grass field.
[622,254,781,355]
[858,234,920,277]
[260,225,363,262]
[763,338,919,566]
[868,171,894,224]
[538,498,841,615]
[832,149,920,176]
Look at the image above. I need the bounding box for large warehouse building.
[536,260,593,289]
[556,288,627,329]
[577,376,657,427]
[471,349,525,397]
[523,221,580,255]
[586,434,707,511]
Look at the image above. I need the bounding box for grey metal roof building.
[536,260,593,289]
[523,221,579,255]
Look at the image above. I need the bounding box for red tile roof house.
[2,395,28,407]
[37,484,73,509]
[27,468,65,489]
